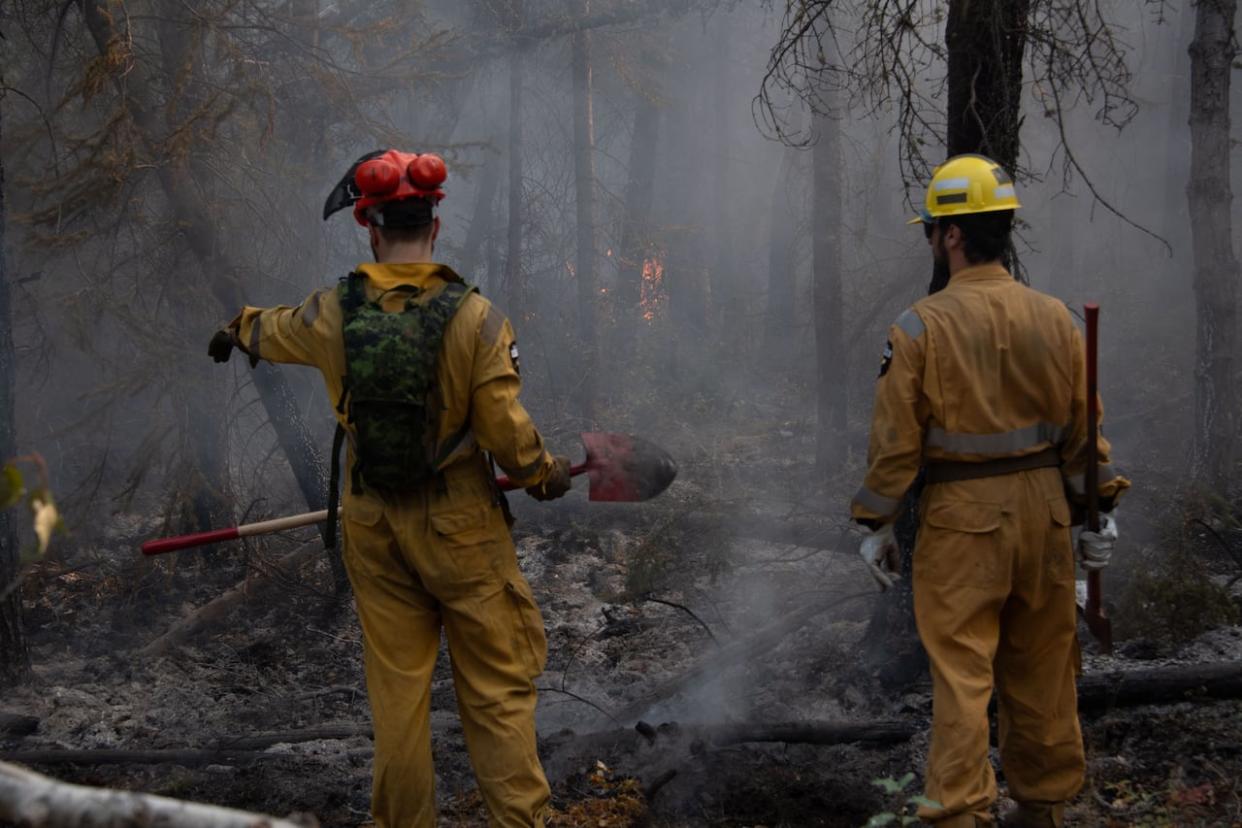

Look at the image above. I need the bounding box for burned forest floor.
[4,393,1242,827]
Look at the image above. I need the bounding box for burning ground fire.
[640,255,665,322]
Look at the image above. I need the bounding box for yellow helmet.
[908,154,1021,224]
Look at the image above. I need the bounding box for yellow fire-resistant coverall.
[230,262,558,828]
[851,263,1130,827]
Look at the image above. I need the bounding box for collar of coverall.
[355,262,462,292]
[948,262,1011,286]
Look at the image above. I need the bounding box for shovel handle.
[1084,304,1102,609]
[494,462,588,491]
[141,509,332,556]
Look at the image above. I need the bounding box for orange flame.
[640,256,665,322]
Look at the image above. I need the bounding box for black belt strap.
[925,446,1061,485]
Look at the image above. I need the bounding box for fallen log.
[1077,660,1242,711]
[0,712,38,738]
[141,540,324,657]
[0,760,316,827]
[0,722,375,767]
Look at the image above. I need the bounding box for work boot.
[1002,801,1064,828]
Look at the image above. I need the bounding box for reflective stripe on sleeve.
[852,486,902,518]
[895,308,925,340]
[248,317,262,361]
[925,421,1066,455]
[1065,465,1116,495]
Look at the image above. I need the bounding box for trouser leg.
[913,487,1013,824]
[414,495,551,828]
[342,495,442,828]
[995,478,1083,815]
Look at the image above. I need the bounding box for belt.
[925,446,1061,484]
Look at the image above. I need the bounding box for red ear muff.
[407,154,447,190]
[355,159,401,196]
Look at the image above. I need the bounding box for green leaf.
[872,777,904,795]
[909,796,942,810]
[0,464,23,510]
[865,814,898,827]
[897,772,915,789]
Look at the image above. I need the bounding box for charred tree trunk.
[613,49,663,368]
[1188,0,1239,491]
[504,33,527,326]
[945,0,1029,175]
[864,0,1030,686]
[569,3,599,425]
[0,94,30,688]
[812,108,846,466]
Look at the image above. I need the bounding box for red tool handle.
[141,527,240,556]
[494,462,588,491]
[1084,303,1103,612]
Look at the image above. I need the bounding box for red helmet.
[322,148,448,227]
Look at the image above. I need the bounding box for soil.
[4,427,1242,827]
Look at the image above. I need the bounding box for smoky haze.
[0,1,1236,822]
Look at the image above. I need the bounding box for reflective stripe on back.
[925,421,1066,455]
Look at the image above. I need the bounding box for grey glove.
[1078,511,1118,571]
[858,522,901,590]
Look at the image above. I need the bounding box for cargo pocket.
[506,578,548,678]
[916,499,1005,587]
[340,496,387,578]
[430,505,494,548]
[1046,496,1075,582]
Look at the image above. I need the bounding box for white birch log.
[0,760,317,827]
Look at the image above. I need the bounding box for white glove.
[1077,511,1118,571]
[858,523,901,590]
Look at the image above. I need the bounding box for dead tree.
[0,84,27,688]
[504,3,528,325]
[811,104,847,467]
[1188,0,1240,491]
[569,0,599,425]
[78,2,330,534]
[612,36,664,368]
[763,142,801,369]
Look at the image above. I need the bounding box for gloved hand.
[858,522,901,590]
[526,455,572,502]
[208,329,237,363]
[1078,511,1118,571]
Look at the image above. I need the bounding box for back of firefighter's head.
[335,150,448,263]
[913,154,1020,268]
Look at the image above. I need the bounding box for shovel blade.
[581,432,678,502]
[1074,575,1114,655]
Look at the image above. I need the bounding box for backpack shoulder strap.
[337,271,368,314]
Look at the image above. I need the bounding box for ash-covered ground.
[4,422,1242,827]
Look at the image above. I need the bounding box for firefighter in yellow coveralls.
[208,150,570,828]
[850,155,1130,827]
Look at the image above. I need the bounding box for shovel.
[141,432,677,556]
[1077,302,1114,654]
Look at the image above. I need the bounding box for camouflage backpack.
[330,270,475,506]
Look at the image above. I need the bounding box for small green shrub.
[864,773,940,827]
